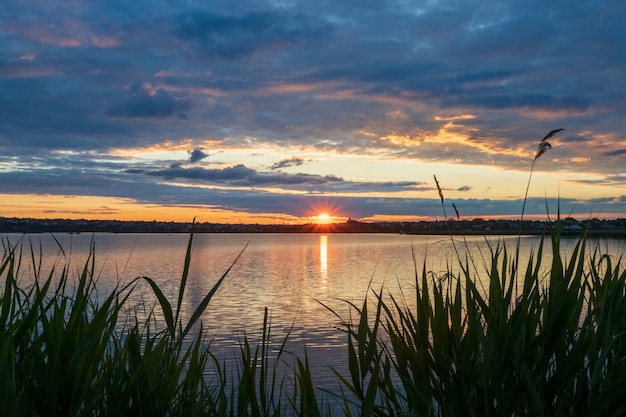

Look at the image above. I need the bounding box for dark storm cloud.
[270,157,305,170]
[139,164,422,192]
[441,94,591,111]
[106,84,191,119]
[189,149,209,163]
[174,9,333,58]
[2,165,624,220]
[603,149,626,157]
[146,164,342,187]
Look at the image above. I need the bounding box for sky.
[1,0,625,224]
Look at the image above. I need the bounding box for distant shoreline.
[2,216,625,238]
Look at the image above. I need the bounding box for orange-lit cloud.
[257,81,339,95]
[0,193,302,224]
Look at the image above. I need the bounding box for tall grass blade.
[180,242,248,345]
[139,275,175,337]
[174,220,197,333]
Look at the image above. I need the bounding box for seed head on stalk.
[452,202,460,221]
[434,174,444,204]
[535,128,561,159]
[433,175,473,281]
[519,129,563,238]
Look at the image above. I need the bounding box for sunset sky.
[1,0,625,224]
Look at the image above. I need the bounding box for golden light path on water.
[320,235,328,287]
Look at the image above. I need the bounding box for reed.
[2,226,626,415]
[0,230,332,417]
[332,229,619,415]
[519,128,563,234]
[0,230,247,416]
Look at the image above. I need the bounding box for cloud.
[145,164,338,186]
[2,166,624,220]
[106,84,191,119]
[441,94,591,112]
[174,9,333,58]
[603,149,626,157]
[587,197,617,204]
[140,164,422,192]
[189,149,209,163]
[270,157,305,170]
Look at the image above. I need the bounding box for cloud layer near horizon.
[1,0,625,221]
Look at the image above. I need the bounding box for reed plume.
[433,175,465,267]
[452,202,460,221]
[434,174,444,205]
[518,129,563,242]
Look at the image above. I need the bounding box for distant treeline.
[2,216,626,237]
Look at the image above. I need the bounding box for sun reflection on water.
[319,235,328,286]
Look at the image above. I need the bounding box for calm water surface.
[5,232,626,390]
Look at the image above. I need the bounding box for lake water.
[4,232,626,393]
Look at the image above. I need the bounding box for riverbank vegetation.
[3,130,626,415]
[1,225,626,416]
[3,215,626,236]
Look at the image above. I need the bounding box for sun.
[306,200,344,224]
[317,212,330,223]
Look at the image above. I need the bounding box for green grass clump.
[335,227,626,416]
[0,230,286,417]
[2,227,626,416]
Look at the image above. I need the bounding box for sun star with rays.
[316,212,330,224]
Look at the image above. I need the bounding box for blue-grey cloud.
[174,9,333,59]
[189,149,209,163]
[270,157,305,170]
[441,94,591,111]
[106,84,191,119]
[136,164,424,192]
[1,166,624,220]
[587,197,617,204]
[603,149,626,157]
